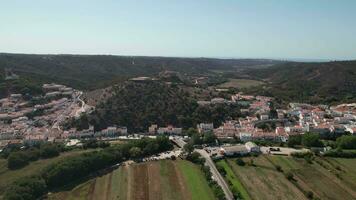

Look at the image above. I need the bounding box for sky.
[1,0,356,60]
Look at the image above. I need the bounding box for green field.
[216,160,251,200]
[219,155,356,200]
[220,156,306,200]
[49,160,216,200]
[0,149,93,196]
[217,78,264,89]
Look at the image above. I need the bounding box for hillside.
[245,61,356,104]
[0,53,281,97]
[71,80,242,132]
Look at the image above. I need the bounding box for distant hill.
[245,60,356,104]
[0,53,281,97]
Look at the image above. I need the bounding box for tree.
[183,142,194,154]
[40,144,60,158]
[203,132,217,144]
[236,158,245,166]
[302,133,323,147]
[129,147,142,159]
[8,152,29,169]
[336,135,356,149]
[287,135,302,147]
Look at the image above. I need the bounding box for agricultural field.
[217,78,264,89]
[49,160,216,200]
[0,149,94,196]
[217,155,356,200]
[217,156,306,200]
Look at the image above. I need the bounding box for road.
[75,91,86,117]
[171,137,234,200]
[196,149,235,200]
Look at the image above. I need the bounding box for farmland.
[49,160,216,200]
[217,155,356,200]
[217,78,264,89]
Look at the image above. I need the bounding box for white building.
[245,142,259,152]
[197,123,214,134]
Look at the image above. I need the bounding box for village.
[1,83,356,156]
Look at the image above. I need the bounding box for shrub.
[302,133,323,147]
[306,191,314,199]
[7,152,29,169]
[336,135,356,149]
[236,158,245,166]
[324,150,356,158]
[275,165,283,172]
[285,172,294,181]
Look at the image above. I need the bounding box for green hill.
[245,61,356,104]
[0,53,280,97]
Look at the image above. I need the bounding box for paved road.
[196,149,235,200]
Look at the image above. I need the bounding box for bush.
[40,144,60,158]
[7,152,30,169]
[291,151,313,158]
[287,135,302,147]
[336,135,356,149]
[275,165,283,172]
[306,191,314,199]
[324,150,356,158]
[285,171,294,181]
[3,176,47,200]
[216,164,226,176]
[302,133,323,147]
[186,152,205,165]
[236,158,245,166]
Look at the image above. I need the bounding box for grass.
[0,149,94,195]
[216,160,251,200]
[50,160,216,200]
[268,155,356,200]
[224,156,307,200]
[218,78,264,89]
[177,160,216,200]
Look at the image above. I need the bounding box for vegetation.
[3,136,172,200]
[336,135,356,149]
[301,132,324,147]
[70,81,242,132]
[245,60,356,104]
[6,143,64,170]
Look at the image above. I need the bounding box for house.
[95,126,120,137]
[197,123,214,134]
[213,121,238,138]
[211,98,226,104]
[245,142,259,152]
[157,125,182,135]
[239,132,252,142]
[148,124,158,135]
[221,145,249,156]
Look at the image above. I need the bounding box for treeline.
[2,143,63,170]
[69,81,242,132]
[3,136,172,200]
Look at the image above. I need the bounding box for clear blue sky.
[1,0,356,60]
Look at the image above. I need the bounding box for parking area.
[143,150,182,162]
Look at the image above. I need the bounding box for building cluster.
[200,93,356,142]
[148,124,182,135]
[0,83,95,150]
[63,126,128,139]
